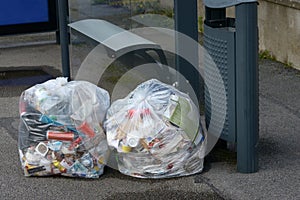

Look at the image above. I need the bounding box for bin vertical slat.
[235,3,259,173]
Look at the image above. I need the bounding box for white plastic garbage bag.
[18,77,110,178]
[104,79,206,178]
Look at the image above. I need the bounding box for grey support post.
[58,0,70,79]
[174,0,201,103]
[235,3,259,173]
[203,0,259,173]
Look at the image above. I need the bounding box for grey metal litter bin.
[203,0,259,173]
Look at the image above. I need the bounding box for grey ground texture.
[0,2,299,200]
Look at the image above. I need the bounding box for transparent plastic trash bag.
[18,77,110,178]
[104,79,206,178]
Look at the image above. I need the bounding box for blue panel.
[0,0,49,26]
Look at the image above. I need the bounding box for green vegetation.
[259,50,276,60]
[284,61,294,69]
[282,57,295,69]
[259,50,297,69]
[109,0,124,7]
[198,16,204,34]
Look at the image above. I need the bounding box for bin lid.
[203,0,257,8]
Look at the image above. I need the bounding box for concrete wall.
[258,0,300,70]
[195,0,300,70]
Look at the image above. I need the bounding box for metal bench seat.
[68,19,165,60]
[68,19,168,89]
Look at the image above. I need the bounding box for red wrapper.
[77,122,95,138]
[47,131,75,141]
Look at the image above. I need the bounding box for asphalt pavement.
[0,2,299,200]
[1,33,299,200]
